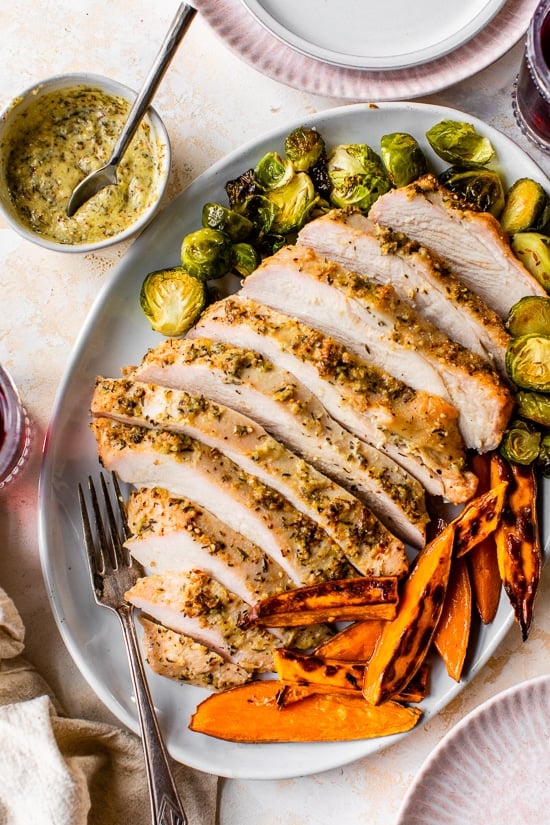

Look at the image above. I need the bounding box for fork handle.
[118,603,188,825]
[110,4,196,165]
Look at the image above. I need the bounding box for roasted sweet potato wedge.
[274,648,365,692]
[470,451,491,495]
[433,556,472,681]
[363,525,454,705]
[276,683,342,706]
[245,577,399,627]
[491,454,542,640]
[313,619,384,661]
[275,662,429,707]
[189,679,422,742]
[468,453,501,624]
[469,537,501,624]
[396,663,430,703]
[453,481,508,558]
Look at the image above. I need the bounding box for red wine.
[541,11,550,65]
[514,1,550,148]
[0,388,6,452]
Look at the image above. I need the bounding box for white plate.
[38,101,550,780]
[241,0,505,70]
[396,674,550,824]
[197,0,537,100]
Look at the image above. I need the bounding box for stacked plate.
[197,0,538,99]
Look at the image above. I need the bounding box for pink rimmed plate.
[196,0,537,100]
[397,674,550,824]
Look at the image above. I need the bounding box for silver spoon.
[66,3,196,217]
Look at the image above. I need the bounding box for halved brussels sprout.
[231,242,260,277]
[511,231,550,291]
[438,166,505,216]
[379,132,428,188]
[499,178,550,234]
[140,266,206,336]
[257,233,286,257]
[516,390,550,427]
[181,228,232,281]
[255,152,294,190]
[426,120,495,167]
[284,126,325,172]
[329,143,384,175]
[267,172,318,234]
[499,418,541,465]
[505,333,550,390]
[328,144,391,212]
[225,169,262,211]
[506,295,550,337]
[239,193,278,236]
[330,172,391,212]
[202,202,253,242]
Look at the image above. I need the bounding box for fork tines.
[78,471,131,579]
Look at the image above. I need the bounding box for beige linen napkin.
[0,586,218,825]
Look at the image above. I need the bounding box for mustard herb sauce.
[6,85,164,244]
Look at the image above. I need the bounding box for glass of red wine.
[0,365,31,489]
[513,0,550,150]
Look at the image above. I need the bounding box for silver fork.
[79,472,188,825]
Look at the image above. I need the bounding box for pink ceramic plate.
[396,675,550,824]
[196,0,537,100]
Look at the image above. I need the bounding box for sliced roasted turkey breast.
[369,174,546,318]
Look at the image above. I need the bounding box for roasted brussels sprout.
[255,152,294,190]
[238,194,278,236]
[231,242,260,277]
[505,333,550,391]
[506,295,550,337]
[516,390,550,427]
[140,266,206,336]
[379,132,428,188]
[181,228,232,281]
[202,202,253,242]
[511,231,550,291]
[537,433,550,476]
[257,233,286,257]
[328,144,391,212]
[285,126,325,172]
[225,169,262,211]
[499,178,550,234]
[426,120,495,167]
[438,166,505,216]
[499,419,541,465]
[267,172,318,234]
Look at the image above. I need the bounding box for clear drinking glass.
[0,364,31,489]
[513,0,550,150]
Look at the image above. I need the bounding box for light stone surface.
[1,2,550,823]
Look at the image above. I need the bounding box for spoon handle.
[110,3,196,164]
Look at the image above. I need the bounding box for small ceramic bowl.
[0,73,171,253]
[0,364,31,489]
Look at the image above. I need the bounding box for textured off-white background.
[1,2,550,823]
